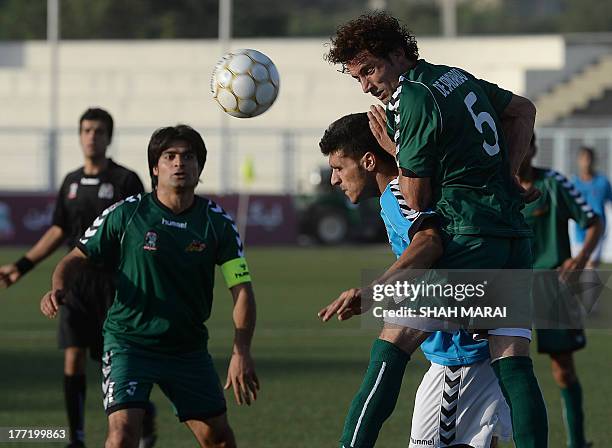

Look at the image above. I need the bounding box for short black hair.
[326,12,419,72]
[319,112,396,167]
[147,124,207,188]
[79,108,114,142]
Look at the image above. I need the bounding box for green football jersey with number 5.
[386,59,531,238]
[77,193,251,354]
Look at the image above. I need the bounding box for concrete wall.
[0,36,565,193]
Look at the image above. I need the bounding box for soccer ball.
[210,49,280,118]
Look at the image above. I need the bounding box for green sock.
[339,339,409,448]
[561,381,586,448]
[491,356,549,448]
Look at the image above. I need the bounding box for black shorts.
[536,329,587,354]
[58,263,115,361]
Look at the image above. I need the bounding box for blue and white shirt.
[380,178,489,366]
[571,173,612,242]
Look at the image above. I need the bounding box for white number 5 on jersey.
[464,91,500,156]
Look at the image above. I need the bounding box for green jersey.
[77,193,251,353]
[386,59,531,238]
[521,168,596,269]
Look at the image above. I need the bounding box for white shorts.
[409,359,512,448]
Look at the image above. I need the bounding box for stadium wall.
[0,36,564,194]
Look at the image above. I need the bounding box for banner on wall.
[0,193,297,246]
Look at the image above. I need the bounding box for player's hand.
[514,176,541,203]
[368,105,396,157]
[0,264,21,288]
[557,256,587,283]
[224,352,259,406]
[40,289,65,318]
[318,287,366,322]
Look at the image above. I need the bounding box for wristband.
[15,256,34,275]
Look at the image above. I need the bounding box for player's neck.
[376,169,400,195]
[83,157,109,175]
[579,169,594,181]
[155,187,195,214]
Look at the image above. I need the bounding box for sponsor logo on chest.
[143,231,158,251]
[185,240,206,252]
[98,183,114,199]
[67,182,79,199]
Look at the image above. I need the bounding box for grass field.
[1,246,611,447]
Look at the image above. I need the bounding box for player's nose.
[330,170,341,186]
[360,77,370,94]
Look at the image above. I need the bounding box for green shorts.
[435,234,533,270]
[536,329,586,354]
[102,345,226,422]
[432,234,534,329]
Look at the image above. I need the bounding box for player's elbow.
[424,229,443,261]
[412,226,443,263]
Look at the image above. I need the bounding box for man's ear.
[153,166,159,176]
[361,152,377,172]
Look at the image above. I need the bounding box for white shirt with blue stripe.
[380,178,489,366]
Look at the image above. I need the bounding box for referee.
[0,108,155,448]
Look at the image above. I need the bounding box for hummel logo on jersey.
[80,177,100,186]
[410,437,435,446]
[162,218,187,229]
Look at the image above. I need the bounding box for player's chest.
[65,179,120,210]
[124,215,216,264]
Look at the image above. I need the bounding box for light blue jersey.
[380,178,489,366]
[571,173,612,242]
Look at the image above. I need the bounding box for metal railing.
[1,126,612,194]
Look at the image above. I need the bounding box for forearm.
[25,225,65,264]
[51,247,87,291]
[231,283,256,354]
[375,227,442,286]
[576,218,603,263]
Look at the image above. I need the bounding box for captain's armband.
[221,257,252,288]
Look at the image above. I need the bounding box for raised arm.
[40,247,87,318]
[318,222,443,322]
[501,94,537,176]
[224,281,259,406]
[0,225,65,289]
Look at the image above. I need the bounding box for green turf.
[0,246,610,447]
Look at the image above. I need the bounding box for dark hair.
[578,145,595,161]
[326,12,419,72]
[147,124,207,188]
[319,112,396,167]
[79,108,114,142]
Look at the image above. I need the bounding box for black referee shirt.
[52,158,144,248]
